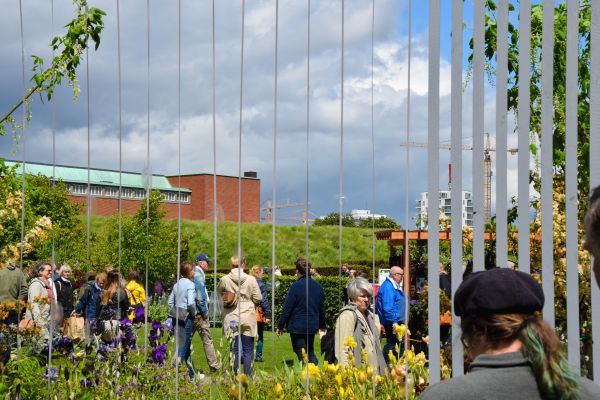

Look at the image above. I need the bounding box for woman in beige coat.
[217,256,262,375]
[335,277,386,375]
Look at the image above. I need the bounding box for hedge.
[205,274,350,329]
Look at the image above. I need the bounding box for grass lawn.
[188,328,323,375]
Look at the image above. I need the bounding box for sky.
[0,0,521,227]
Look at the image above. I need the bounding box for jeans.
[383,322,403,364]
[175,317,194,378]
[290,333,318,365]
[255,323,265,361]
[232,334,254,376]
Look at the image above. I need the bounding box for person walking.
[277,257,326,365]
[217,256,262,376]
[168,262,197,378]
[376,265,406,363]
[192,253,220,373]
[54,264,74,326]
[334,277,386,375]
[96,271,129,344]
[24,262,57,351]
[250,265,271,362]
[420,268,600,399]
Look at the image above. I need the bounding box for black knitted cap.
[454,268,544,317]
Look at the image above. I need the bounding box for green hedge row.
[205,274,350,329]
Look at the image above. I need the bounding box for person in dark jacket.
[250,265,271,362]
[376,265,405,363]
[276,257,326,365]
[54,264,74,323]
[420,268,600,400]
[74,272,105,347]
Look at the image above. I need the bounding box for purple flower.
[165,317,174,334]
[120,317,132,328]
[133,306,145,323]
[80,378,92,388]
[152,320,162,331]
[43,367,58,381]
[151,344,167,365]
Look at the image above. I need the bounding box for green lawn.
[188,328,323,375]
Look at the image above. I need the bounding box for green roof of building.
[5,161,191,193]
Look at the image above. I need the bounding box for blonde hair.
[230,256,246,269]
[250,265,262,278]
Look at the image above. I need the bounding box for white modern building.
[415,190,473,229]
[350,209,387,222]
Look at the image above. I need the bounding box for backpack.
[320,307,361,364]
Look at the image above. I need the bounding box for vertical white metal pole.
[495,0,508,269]
[450,0,463,377]
[565,0,580,371]
[427,0,441,384]
[517,0,531,275]
[472,0,485,272]
[541,0,555,328]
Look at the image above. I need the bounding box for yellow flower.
[343,336,357,349]
[274,383,284,399]
[335,373,342,387]
[239,373,249,388]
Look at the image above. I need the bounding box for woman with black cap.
[420,268,600,399]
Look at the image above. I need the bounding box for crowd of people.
[0,185,599,398]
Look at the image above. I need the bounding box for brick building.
[6,161,260,223]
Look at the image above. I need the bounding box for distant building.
[350,209,387,223]
[415,190,473,229]
[5,161,260,223]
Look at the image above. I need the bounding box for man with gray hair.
[584,185,600,287]
[376,265,406,363]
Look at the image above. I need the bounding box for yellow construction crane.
[260,200,314,224]
[400,133,518,223]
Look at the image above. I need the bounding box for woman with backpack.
[217,256,262,375]
[334,277,386,375]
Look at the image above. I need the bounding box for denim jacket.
[193,267,209,317]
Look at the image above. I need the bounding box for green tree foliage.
[98,190,189,285]
[469,1,591,214]
[314,212,400,229]
[0,163,84,266]
[313,212,356,227]
[23,175,84,263]
[0,0,106,137]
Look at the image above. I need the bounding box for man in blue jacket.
[277,257,326,365]
[376,265,406,363]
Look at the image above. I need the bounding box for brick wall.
[66,174,260,223]
[167,174,260,223]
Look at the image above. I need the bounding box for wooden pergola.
[375,229,492,293]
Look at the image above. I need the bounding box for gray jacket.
[419,352,600,400]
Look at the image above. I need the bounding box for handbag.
[255,306,267,324]
[168,306,189,321]
[62,316,85,340]
[18,317,36,331]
